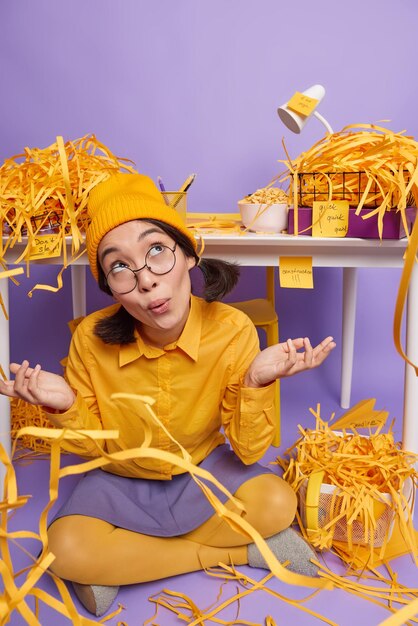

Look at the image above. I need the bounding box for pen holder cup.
[163,191,187,224]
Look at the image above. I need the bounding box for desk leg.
[402,261,418,454]
[71,265,87,319]
[0,277,11,490]
[341,268,358,409]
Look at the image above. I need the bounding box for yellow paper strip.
[0,267,24,280]
[393,213,418,374]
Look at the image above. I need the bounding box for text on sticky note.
[312,201,349,237]
[286,92,319,117]
[279,256,313,289]
[29,234,62,260]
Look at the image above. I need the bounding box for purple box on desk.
[288,206,416,238]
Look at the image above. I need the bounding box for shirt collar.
[174,295,201,361]
[119,295,202,366]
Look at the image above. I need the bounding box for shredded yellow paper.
[275,123,418,239]
[2,394,332,624]
[149,558,418,625]
[3,395,418,624]
[187,212,243,234]
[276,401,417,565]
[10,397,57,458]
[0,134,137,298]
[148,396,418,625]
[0,436,100,625]
[148,564,332,625]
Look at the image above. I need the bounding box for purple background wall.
[1,0,416,419]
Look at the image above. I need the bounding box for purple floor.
[7,349,418,626]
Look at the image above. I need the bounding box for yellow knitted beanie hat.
[86,172,197,280]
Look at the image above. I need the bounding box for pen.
[171,173,197,209]
[178,173,196,193]
[157,176,170,205]
[157,176,166,193]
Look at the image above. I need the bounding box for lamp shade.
[277,84,326,134]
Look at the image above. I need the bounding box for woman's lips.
[148,299,170,314]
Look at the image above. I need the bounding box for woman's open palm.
[0,361,75,411]
[245,336,336,387]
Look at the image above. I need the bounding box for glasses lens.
[146,245,176,274]
[106,245,176,294]
[107,268,137,294]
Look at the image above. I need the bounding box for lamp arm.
[313,111,334,134]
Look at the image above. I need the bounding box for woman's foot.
[72,582,119,616]
[247,527,319,577]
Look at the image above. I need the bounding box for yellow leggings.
[47,473,297,586]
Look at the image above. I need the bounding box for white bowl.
[238,201,288,233]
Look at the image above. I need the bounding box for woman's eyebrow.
[100,246,119,264]
[136,227,165,242]
[100,228,166,264]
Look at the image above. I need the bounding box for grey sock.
[247,527,319,577]
[72,582,119,617]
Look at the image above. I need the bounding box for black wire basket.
[292,171,414,209]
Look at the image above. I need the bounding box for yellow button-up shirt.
[46,296,276,479]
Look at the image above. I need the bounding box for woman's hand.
[244,336,336,388]
[0,361,75,412]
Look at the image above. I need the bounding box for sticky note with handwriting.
[286,92,319,117]
[29,234,62,260]
[312,200,349,237]
[279,256,313,289]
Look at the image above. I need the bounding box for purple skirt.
[51,445,273,537]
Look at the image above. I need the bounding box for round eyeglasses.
[105,243,177,294]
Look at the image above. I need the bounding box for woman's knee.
[47,516,111,582]
[235,474,297,537]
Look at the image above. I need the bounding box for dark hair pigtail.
[94,306,136,344]
[198,258,240,302]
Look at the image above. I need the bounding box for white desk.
[1,233,417,486]
[199,232,418,453]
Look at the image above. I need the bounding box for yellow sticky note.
[287,92,318,117]
[29,234,62,260]
[312,201,349,237]
[279,257,313,289]
[330,399,388,431]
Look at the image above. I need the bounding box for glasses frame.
[105,242,178,295]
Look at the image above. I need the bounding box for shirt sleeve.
[43,323,104,457]
[221,317,276,465]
